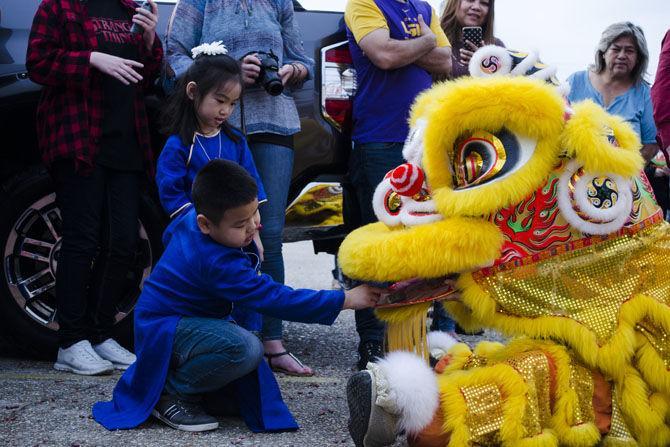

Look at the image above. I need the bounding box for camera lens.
[265,79,284,96]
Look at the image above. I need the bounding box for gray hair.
[592,22,649,84]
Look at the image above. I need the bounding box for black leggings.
[51,161,141,348]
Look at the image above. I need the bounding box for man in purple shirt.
[344,0,452,369]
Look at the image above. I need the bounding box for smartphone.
[130,0,152,34]
[462,26,483,45]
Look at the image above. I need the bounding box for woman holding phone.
[430,0,503,336]
[439,0,503,78]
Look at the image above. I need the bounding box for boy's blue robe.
[92,209,345,432]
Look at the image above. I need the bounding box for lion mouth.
[376,275,459,308]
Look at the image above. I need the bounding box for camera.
[254,51,283,96]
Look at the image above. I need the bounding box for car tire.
[0,166,165,360]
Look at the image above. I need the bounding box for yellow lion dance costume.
[340,47,670,447]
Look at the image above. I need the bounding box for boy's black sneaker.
[151,395,219,432]
[357,340,384,371]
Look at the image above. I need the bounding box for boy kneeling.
[93,160,381,433]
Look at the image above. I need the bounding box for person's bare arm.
[641,143,660,162]
[358,14,436,71]
[415,46,452,76]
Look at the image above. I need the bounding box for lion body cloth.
[339,49,670,446]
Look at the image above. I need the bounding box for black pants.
[645,165,670,219]
[346,142,406,346]
[51,161,140,348]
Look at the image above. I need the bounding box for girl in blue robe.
[156,43,267,221]
[156,46,268,332]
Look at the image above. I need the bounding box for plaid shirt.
[26,0,163,175]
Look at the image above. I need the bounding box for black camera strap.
[240,94,247,135]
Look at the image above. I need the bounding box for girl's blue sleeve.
[237,137,267,203]
[279,0,314,82]
[166,0,204,78]
[156,137,194,218]
[640,88,658,145]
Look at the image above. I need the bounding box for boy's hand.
[343,284,385,310]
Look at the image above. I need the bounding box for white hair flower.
[191,41,229,59]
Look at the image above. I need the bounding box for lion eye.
[453,130,509,189]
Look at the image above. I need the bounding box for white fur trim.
[403,119,427,166]
[469,45,512,77]
[373,178,402,227]
[528,64,557,81]
[557,160,632,235]
[400,197,443,227]
[370,351,439,434]
[557,82,571,97]
[511,50,538,76]
[427,331,459,360]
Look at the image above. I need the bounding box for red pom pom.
[389,163,424,196]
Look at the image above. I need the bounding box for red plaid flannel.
[26,0,163,175]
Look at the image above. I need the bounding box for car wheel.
[0,167,164,359]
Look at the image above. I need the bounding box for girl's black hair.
[162,54,243,146]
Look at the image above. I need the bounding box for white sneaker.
[93,338,136,370]
[54,340,114,375]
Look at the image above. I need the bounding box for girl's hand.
[252,232,264,262]
[459,39,484,65]
[90,52,144,85]
[278,63,307,86]
[253,210,263,260]
[133,0,159,51]
[241,54,261,85]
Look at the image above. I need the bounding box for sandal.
[264,351,314,377]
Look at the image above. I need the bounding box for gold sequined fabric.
[461,383,504,443]
[463,354,489,370]
[569,362,595,426]
[603,387,636,444]
[474,221,670,343]
[505,351,552,437]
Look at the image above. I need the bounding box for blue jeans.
[431,302,456,332]
[164,317,263,402]
[248,142,294,341]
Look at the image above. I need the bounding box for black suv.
[0,0,356,357]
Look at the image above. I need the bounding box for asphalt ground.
[0,241,494,447]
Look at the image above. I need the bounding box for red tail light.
[321,41,356,131]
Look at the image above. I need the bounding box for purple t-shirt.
[346,0,436,144]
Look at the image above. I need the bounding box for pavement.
[0,241,494,447]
